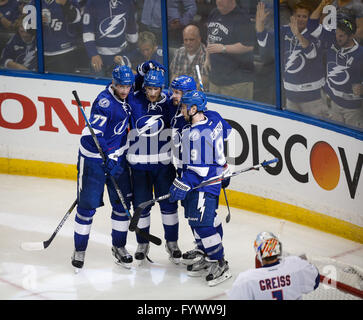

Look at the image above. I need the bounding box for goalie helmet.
[112,65,135,86]
[171,75,197,93]
[144,69,165,88]
[180,90,207,112]
[254,231,282,263]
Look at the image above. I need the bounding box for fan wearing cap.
[227,232,320,300]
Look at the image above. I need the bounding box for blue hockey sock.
[74,207,95,251]
[111,208,129,248]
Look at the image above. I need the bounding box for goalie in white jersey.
[228,231,320,300]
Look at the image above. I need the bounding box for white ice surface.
[0,174,362,300]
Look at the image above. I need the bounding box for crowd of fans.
[0,0,362,129]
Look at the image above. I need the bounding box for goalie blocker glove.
[169,178,191,202]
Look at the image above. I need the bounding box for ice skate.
[71,250,85,273]
[187,255,212,277]
[112,246,133,269]
[165,241,182,264]
[182,247,204,265]
[205,258,232,286]
[134,243,150,265]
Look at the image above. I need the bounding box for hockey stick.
[129,158,278,231]
[20,199,77,251]
[72,90,161,246]
[196,64,231,223]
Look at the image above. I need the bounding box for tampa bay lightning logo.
[113,117,128,136]
[327,62,350,85]
[98,98,110,108]
[136,115,164,137]
[285,49,305,74]
[99,13,126,39]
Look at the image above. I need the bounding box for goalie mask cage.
[303,256,363,300]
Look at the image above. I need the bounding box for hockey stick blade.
[20,199,77,251]
[129,194,170,232]
[21,241,45,251]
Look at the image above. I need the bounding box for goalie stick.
[72,91,161,246]
[129,158,279,231]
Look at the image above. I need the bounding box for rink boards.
[0,75,362,243]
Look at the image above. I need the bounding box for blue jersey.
[168,101,232,174]
[257,25,325,103]
[126,90,173,171]
[79,84,131,164]
[0,0,20,32]
[178,111,232,196]
[42,0,81,56]
[82,0,137,66]
[307,19,363,109]
[0,32,37,70]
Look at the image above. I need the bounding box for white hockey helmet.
[254,231,282,263]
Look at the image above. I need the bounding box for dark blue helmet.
[181,90,207,112]
[171,75,197,92]
[144,69,165,88]
[112,65,135,86]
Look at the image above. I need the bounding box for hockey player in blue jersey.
[309,4,363,129]
[126,66,181,264]
[82,0,138,77]
[168,75,232,267]
[72,65,135,271]
[168,90,232,286]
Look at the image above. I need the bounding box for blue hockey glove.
[221,177,230,189]
[169,178,191,202]
[137,60,165,76]
[103,157,124,177]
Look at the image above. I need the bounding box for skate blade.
[169,257,181,265]
[115,260,132,270]
[182,257,203,266]
[74,267,82,274]
[187,269,209,277]
[207,270,232,287]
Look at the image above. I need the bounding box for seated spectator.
[204,0,255,100]
[169,24,207,89]
[127,31,163,69]
[0,14,37,71]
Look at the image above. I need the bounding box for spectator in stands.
[82,0,138,77]
[127,31,163,69]
[256,1,328,117]
[42,0,84,74]
[204,0,255,100]
[140,0,197,47]
[0,0,20,32]
[309,0,363,129]
[0,14,36,71]
[330,0,363,44]
[169,24,207,88]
